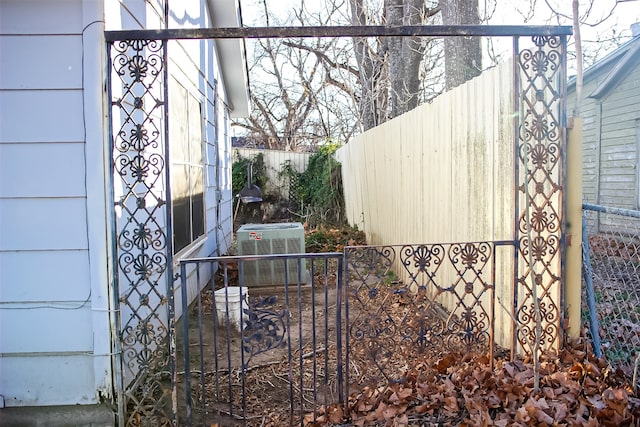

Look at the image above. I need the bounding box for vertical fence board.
[493,62,517,348]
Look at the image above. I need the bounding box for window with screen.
[169,78,205,254]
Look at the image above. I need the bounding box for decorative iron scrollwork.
[241,296,288,367]
[346,243,495,385]
[110,38,174,426]
[515,35,566,355]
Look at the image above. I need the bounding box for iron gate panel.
[343,242,505,395]
[177,253,344,426]
[177,243,506,426]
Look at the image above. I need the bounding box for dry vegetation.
[308,341,639,426]
[202,226,640,426]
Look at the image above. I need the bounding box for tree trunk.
[386,0,425,118]
[349,0,387,130]
[441,0,482,90]
[572,0,583,117]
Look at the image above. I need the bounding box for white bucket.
[214,287,248,331]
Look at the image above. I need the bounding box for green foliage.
[275,142,346,226]
[277,159,304,204]
[232,152,267,196]
[298,142,345,225]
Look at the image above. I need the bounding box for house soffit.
[568,36,640,95]
[206,0,250,118]
[589,37,640,100]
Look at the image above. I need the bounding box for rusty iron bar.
[105,25,572,41]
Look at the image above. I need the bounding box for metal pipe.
[106,25,573,41]
[511,36,521,360]
[582,203,640,218]
[105,40,126,427]
[581,213,603,358]
[180,261,192,424]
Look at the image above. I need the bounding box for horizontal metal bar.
[344,239,517,250]
[180,252,343,265]
[582,203,640,219]
[105,25,572,42]
[493,240,518,247]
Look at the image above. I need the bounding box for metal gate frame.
[105,24,570,425]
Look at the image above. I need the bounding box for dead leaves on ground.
[307,345,640,426]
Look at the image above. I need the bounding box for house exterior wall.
[0,0,110,407]
[567,42,640,210]
[596,65,640,210]
[567,71,605,205]
[0,0,242,412]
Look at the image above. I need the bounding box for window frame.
[169,77,206,255]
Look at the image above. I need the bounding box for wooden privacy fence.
[233,148,311,199]
[336,51,577,355]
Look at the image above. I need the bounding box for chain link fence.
[582,203,640,379]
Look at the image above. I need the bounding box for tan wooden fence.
[336,60,572,351]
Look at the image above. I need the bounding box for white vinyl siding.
[0,35,83,89]
[0,251,91,302]
[0,91,84,143]
[0,307,92,354]
[0,355,97,406]
[0,143,86,198]
[0,0,100,407]
[0,199,88,251]
[0,0,83,34]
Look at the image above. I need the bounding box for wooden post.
[565,117,583,339]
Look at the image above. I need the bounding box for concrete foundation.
[0,404,115,427]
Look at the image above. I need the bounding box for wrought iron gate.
[106,27,568,425]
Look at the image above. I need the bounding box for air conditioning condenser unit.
[236,222,309,286]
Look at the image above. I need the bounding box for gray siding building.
[568,35,640,211]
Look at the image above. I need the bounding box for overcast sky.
[239,0,639,44]
[238,0,639,77]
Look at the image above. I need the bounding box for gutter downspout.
[214,82,224,256]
